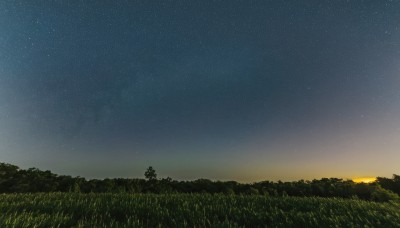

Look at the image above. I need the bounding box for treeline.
[0,163,399,202]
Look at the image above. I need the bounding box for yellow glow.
[352,177,377,183]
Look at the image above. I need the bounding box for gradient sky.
[1,0,400,182]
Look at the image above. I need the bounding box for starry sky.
[1,0,400,182]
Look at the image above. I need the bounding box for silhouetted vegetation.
[0,162,399,202]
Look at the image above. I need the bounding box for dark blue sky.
[1,1,400,181]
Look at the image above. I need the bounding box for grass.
[0,193,399,227]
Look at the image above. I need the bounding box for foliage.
[144,166,157,181]
[0,193,400,227]
[371,185,400,202]
[376,175,400,196]
[1,162,399,203]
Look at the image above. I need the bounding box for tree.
[371,185,399,202]
[144,166,157,181]
[0,163,20,193]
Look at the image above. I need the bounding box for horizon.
[1,161,384,184]
[1,1,400,181]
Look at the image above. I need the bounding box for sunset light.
[352,177,377,184]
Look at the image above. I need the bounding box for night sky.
[1,1,400,182]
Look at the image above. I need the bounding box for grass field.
[0,193,399,227]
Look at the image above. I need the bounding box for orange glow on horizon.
[352,177,377,183]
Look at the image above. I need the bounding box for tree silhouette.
[1,161,400,202]
[144,166,157,181]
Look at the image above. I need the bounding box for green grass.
[0,193,399,227]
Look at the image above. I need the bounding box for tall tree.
[144,166,157,181]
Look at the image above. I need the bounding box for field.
[1,193,400,227]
